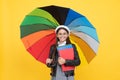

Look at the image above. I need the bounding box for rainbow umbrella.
[20,5,99,64]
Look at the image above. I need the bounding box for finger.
[58,57,61,60]
[50,59,51,61]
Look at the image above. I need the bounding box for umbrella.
[20,5,99,64]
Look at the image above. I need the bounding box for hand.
[58,57,66,65]
[46,58,53,64]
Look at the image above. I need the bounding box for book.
[57,44,75,71]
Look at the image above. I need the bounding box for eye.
[58,33,62,35]
[63,33,67,35]
[58,32,67,35]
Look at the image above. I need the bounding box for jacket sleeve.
[47,45,56,68]
[64,44,81,66]
[48,45,55,59]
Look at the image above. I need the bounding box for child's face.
[57,29,69,42]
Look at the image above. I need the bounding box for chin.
[61,41,65,42]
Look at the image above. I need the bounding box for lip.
[59,37,66,41]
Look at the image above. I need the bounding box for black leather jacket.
[47,44,81,77]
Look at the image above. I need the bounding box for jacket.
[47,44,81,77]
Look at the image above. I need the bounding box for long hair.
[52,28,71,58]
[55,27,71,45]
[50,28,71,67]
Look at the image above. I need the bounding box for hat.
[55,25,70,34]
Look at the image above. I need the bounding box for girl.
[46,25,80,80]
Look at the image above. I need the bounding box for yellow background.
[0,0,120,80]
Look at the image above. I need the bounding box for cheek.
[57,35,60,38]
[56,34,69,39]
[65,34,69,38]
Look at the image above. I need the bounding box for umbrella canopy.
[20,5,99,64]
